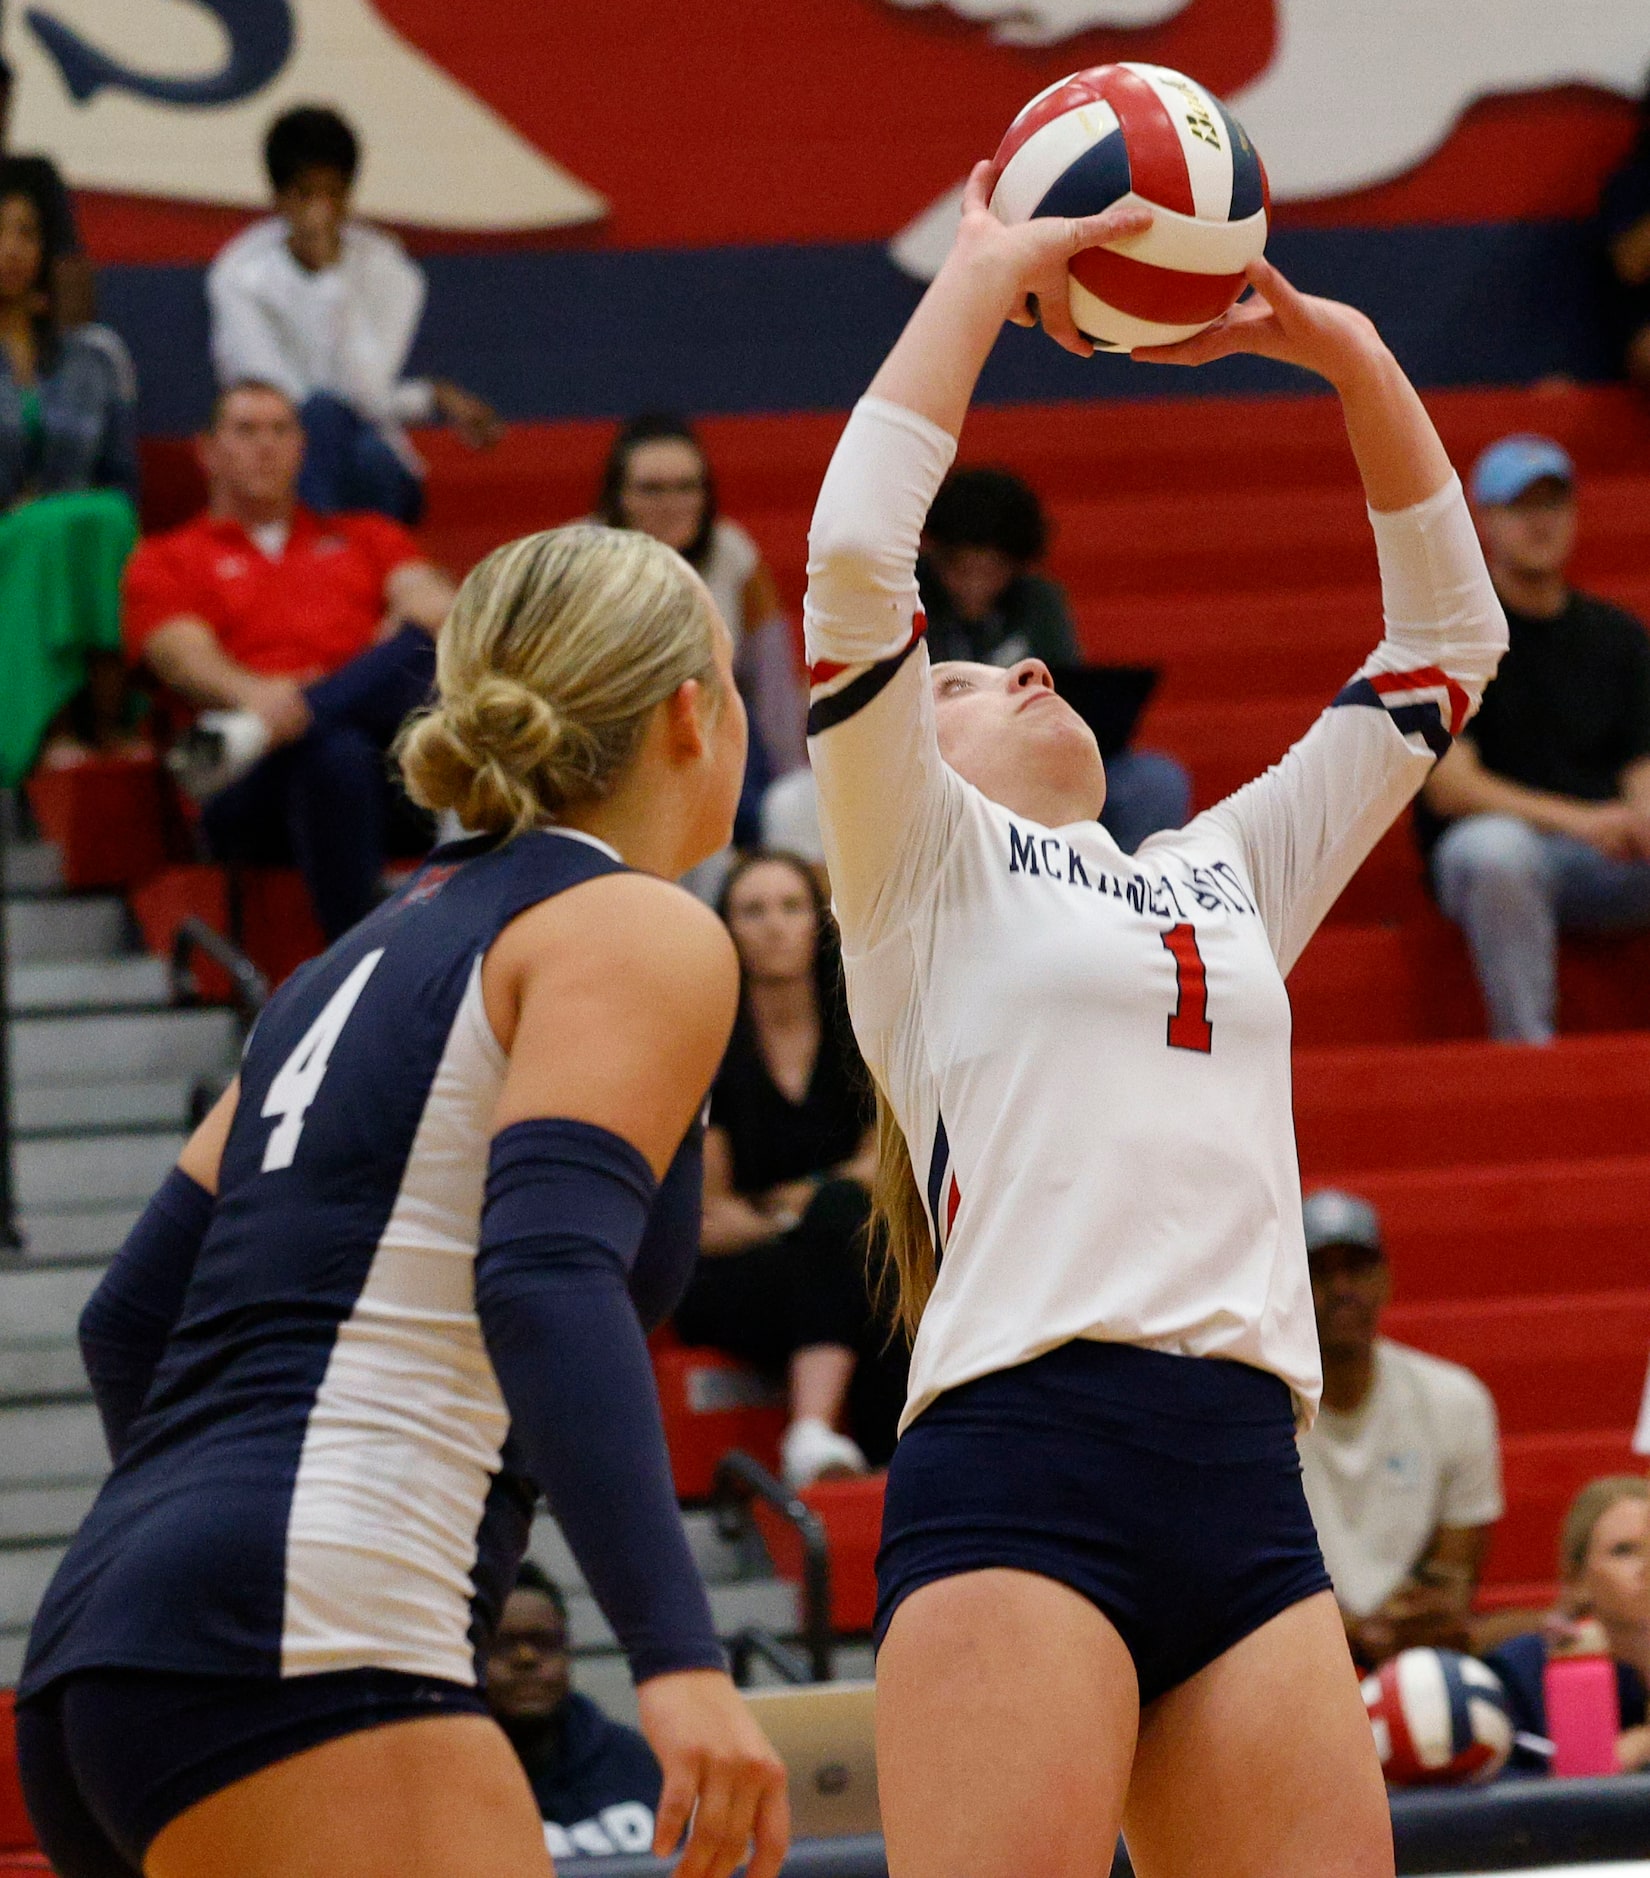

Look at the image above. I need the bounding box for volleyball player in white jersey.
[18,526,786,1878]
[804,164,1508,1878]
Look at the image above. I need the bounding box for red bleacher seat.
[648,1329,785,1503]
[1384,1291,1650,1438]
[752,1474,884,1636]
[0,1691,40,1859]
[1356,1156,1650,1304]
[25,755,171,891]
[131,862,325,998]
[1482,1430,1641,1597]
[1290,911,1650,1046]
[1293,1034,1650,1176]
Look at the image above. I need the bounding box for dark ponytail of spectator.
[0,157,60,363]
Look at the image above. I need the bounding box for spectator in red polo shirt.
[124,380,454,939]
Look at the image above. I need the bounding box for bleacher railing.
[553,1774,1650,1877]
[713,1451,834,1683]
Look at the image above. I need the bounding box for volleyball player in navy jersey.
[17,524,788,1878]
[804,166,1508,1877]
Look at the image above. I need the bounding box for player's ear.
[660,678,711,765]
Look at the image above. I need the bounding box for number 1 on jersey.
[260,949,385,1172]
[1160,924,1213,1054]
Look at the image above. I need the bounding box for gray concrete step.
[0,1342,89,1399]
[5,895,127,964]
[12,1007,237,1087]
[528,1509,751,1594]
[0,1543,61,1639]
[0,1629,25,1685]
[562,1576,800,1656]
[0,1399,107,1488]
[0,1261,100,1342]
[0,1482,96,1545]
[17,1204,141,1262]
[2,840,62,894]
[18,1132,185,1209]
[9,957,170,1014]
[14,1077,196,1136]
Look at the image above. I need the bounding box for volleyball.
[1361,1649,1515,1786]
[987,63,1269,352]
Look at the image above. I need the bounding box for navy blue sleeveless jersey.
[23,829,642,1697]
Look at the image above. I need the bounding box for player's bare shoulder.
[487,868,738,1045]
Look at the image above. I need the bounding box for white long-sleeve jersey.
[805,397,1507,1433]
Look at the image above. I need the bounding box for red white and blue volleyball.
[1362,1649,1515,1786]
[987,63,1270,353]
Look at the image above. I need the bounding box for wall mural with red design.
[16,1,1644,424]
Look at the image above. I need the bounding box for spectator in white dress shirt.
[207,106,501,526]
[1297,1187,1504,1669]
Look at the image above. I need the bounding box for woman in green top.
[0,158,139,783]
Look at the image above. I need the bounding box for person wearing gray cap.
[1297,1188,1503,1670]
[1415,435,1650,1042]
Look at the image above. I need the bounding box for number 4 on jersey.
[260,949,385,1172]
[1160,924,1213,1054]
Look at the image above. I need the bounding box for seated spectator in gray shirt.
[1297,1189,1504,1669]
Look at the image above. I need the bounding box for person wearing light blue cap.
[1415,433,1650,1042]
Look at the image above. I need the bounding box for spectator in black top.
[0,55,93,326]
[1602,68,1650,396]
[1485,1476,1649,1778]
[917,466,1190,853]
[1417,436,1650,1041]
[483,1561,664,1859]
[674,850,906,1485]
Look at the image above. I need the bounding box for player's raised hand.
[950,158,1152,357]
[1131,256,1385,384]
[639,1668,790,1878]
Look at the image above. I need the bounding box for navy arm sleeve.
[476,1118,724,1684]
[628,1118,704,1334]
[79,1167,213,1459]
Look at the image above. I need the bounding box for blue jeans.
[1431,813,1650,1043]
[201,627,437,942]
[298,392,424,527]
[1101,746,1192,854]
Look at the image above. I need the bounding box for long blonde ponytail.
[868,1082,936,1342]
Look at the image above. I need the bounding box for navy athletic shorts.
[15,1666,487,1876]
[874,1339,1332,1708]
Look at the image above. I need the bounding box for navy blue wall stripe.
[100,218,1621,435]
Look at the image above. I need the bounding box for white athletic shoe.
[165,709,271,802]
[781,1418,869,1492]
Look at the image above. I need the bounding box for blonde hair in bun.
[398,524,720,838]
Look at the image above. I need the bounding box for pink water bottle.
[1544,1623,1620,1778]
